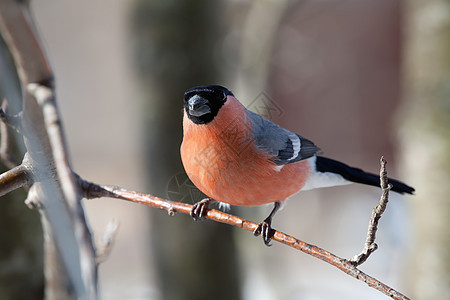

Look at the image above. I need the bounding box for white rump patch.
[302,157,351,191]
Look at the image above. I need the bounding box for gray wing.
[247,110,321,165]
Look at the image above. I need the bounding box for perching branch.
[77,168,410,300]
[349,156,392,265]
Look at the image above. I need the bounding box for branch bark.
[0,155,31,197]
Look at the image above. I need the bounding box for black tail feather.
[315,157,415,194]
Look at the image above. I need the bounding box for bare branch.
[79,176,410,300]
[41,214,74,300]
[0,1,98,298]
[0,160,31,197]
[349,156,392,266]
[0,2,52,85]
[27,79,98,300]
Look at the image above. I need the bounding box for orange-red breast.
[180,85,414,245]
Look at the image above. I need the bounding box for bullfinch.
[181,85,414,245]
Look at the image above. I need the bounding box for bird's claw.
[190,198,212,221]
[253,219,275,246]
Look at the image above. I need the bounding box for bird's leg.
[190,198,214,221]
[253,202,281,246]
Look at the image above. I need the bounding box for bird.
[180,85,414,245]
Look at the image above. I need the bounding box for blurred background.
[0,0,449,299]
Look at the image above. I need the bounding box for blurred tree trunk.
[400,0,450,299]
[130,2,241,300]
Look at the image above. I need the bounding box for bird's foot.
[253,202,280,246]
[253,218,275,246]
[190,198,213,221]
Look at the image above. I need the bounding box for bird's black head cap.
[184,85,234,125]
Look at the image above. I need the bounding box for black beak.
[188,95,211,117]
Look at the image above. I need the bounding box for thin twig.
[79,176,409,300]
[0,161,32,197]
[348,156,392,266]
